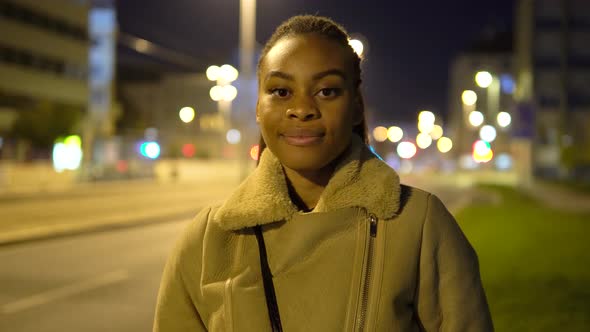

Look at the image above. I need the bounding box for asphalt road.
[0,218,189,332]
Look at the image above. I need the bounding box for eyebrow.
[265,69,347,82]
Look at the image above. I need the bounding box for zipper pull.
[369,214,378,237]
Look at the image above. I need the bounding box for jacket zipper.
[358,213,378,332]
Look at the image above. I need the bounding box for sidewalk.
[522,180,590,213]
[403,171,590,214]
[0,178,237,246]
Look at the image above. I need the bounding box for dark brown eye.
[317,88,341,98]
[270,88,290,98]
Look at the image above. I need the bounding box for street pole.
[487,76,500,120]
[239,0,256,182]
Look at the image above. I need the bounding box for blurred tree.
[10,101,83,151]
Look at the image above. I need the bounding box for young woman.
[154,15,493,332]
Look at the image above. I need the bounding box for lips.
[281,127,325,146]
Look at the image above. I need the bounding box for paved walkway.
[0,179,236,246]
[522,180,590,213]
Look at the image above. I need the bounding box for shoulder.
[171,204,224,261]
[396,185,455,229]
[396,185,438,216]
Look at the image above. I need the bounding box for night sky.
[117,0,514,126]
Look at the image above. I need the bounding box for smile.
[281,128,325,146]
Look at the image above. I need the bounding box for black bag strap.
[254,225,284,332]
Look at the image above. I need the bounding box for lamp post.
[207,64,238,136]
[239,0,257,181]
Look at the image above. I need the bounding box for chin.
[274,146,339,173]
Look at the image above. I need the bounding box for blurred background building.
[447,27,515,172]
[0,0,89,160]
[515,0,590,180]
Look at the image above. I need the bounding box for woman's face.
[257,33,362,173]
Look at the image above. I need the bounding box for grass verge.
[456,185,590,331]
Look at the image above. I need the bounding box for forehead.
[262,34,353,76]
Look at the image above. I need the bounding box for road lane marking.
[1,270,129,315]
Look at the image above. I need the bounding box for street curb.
[0,209,199,247]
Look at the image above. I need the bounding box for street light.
[430,125,443,140]
[475,71,493,88]
[179,106,195,123]
[479,125,497,142]
[462,90,478,106]
[348,38,364,57]
[208,64,239,133]
[397,142,417,159]
[416,133,433,149]
[437,137,453,153]
[387,126,403,143]
[418,110,435,124]
[497,111,512,128]
[468,111,484,127]
[372,126,388,142]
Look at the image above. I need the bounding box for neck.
[283,166,334,211]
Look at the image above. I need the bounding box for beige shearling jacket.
[153,137,493,331]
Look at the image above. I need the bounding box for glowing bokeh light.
[496,153,512,170]
[475,71,493,88]
[430,125,443,140]
[437,137,453,153]
[387,126,403,143]
[348,39,364,57]
[462,90,477,106]
[473,148,494,163]
[372,126,388,142]
[497,111,512,128]
[52,142,82,172]
[219,64,239,83]
[179,107,195,123]
[250,144,260,161]
[418,121,435,134]
[140,141,161,159]
[206,65,220,81]
[416,133,432,149]
[418,110,435,124]
[397,141,417,159]
[226,129,241,144]
[182,143,196,158]
[468,111,484,127]
[222,85,238,101]
[473,140,491,156]
[210,85,224,101]
[479,125,497,142]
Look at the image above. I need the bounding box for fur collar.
[214,136,401,231]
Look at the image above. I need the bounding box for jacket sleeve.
[416,194,493,332]
[153,208,211,332]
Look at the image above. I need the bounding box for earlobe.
[255,102,261,123]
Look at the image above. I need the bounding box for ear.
[255,100,261,124]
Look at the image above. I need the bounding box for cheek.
[257,101,283,131]
[325,104,357,133]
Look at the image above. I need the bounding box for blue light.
[495,153,512,170]
[500,74,515,94]
[139,141,160,159]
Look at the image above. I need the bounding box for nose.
[286,97,320,121]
